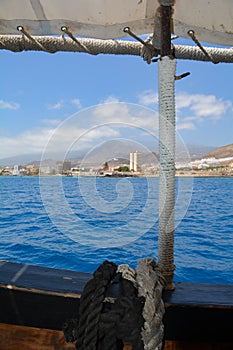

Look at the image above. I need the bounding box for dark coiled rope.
[76,261,117,350]
[63,260,145,349]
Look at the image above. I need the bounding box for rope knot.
[140,34,160,64]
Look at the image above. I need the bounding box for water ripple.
[0,176,232,283]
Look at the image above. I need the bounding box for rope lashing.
[63,259,165,350]
[16,26,55,53]
[61,26,98,55]
[123,27,159,64]
[1,35,233,63]
[158,56,176,290]
[141,34,160,64]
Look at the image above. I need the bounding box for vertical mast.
[157,0,176,290]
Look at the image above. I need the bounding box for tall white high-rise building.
[12,165,19,176]
[130,151,139,172]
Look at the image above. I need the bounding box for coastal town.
[1,149,233,177]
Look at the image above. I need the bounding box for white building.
[12,165,19,176]
[40,166,53,174]
[130,151,140,172]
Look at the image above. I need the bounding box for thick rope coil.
[64,259,166,350]
[99,275,144,350]
[71,260,145,350]
[76,260,117,350]
[136,258,166,350]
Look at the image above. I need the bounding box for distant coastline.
[1,171,233,178]
[1,143,233,178]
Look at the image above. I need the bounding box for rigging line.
[61,26,98,55]
[188,30,219,64]
[17,26,56,53]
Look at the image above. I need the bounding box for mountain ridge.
[205,143,233,159]
[0,143,232,167]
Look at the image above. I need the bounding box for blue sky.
[1,37,233,160]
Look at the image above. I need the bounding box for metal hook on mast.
[175,72,190,80]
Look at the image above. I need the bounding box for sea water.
[0,176,232,283]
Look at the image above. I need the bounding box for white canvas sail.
[0,0,233,46]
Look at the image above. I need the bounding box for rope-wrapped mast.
[157,0,176,290]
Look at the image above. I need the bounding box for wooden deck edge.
[0,283,81,299]
[0,323,233,350]
[0,261,233,342]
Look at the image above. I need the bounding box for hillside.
[205,144,233,159]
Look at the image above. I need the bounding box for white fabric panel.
[0,0,232,45]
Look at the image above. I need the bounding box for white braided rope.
[118,260,166,350]
[136,258,166,350]
[158,56,176,290]
[0,35,233,63]
[0,35,140,56]
[174,44,233,63]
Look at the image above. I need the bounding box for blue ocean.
[0,176,232,284]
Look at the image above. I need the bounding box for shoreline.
[1,173,233,178]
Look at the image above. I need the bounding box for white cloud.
[0,115,121,158]
[138,90,232,122]
[0,127,55,158]
[93,98,129,120]
[1,97,158,159]
[92,98,159,132]
[80,126,120,144]
[176,93,195,109]
[177,121,196,130]
[176,92,232,121]
[47,100,64,110]
[101,96,120,104]
[137,91,158,106]
[190,95,230,119]
[2,91,232,159]
[137,90,233,134]
[72,98,82,109]
[0,99,20,110]
[41,119,62,126]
